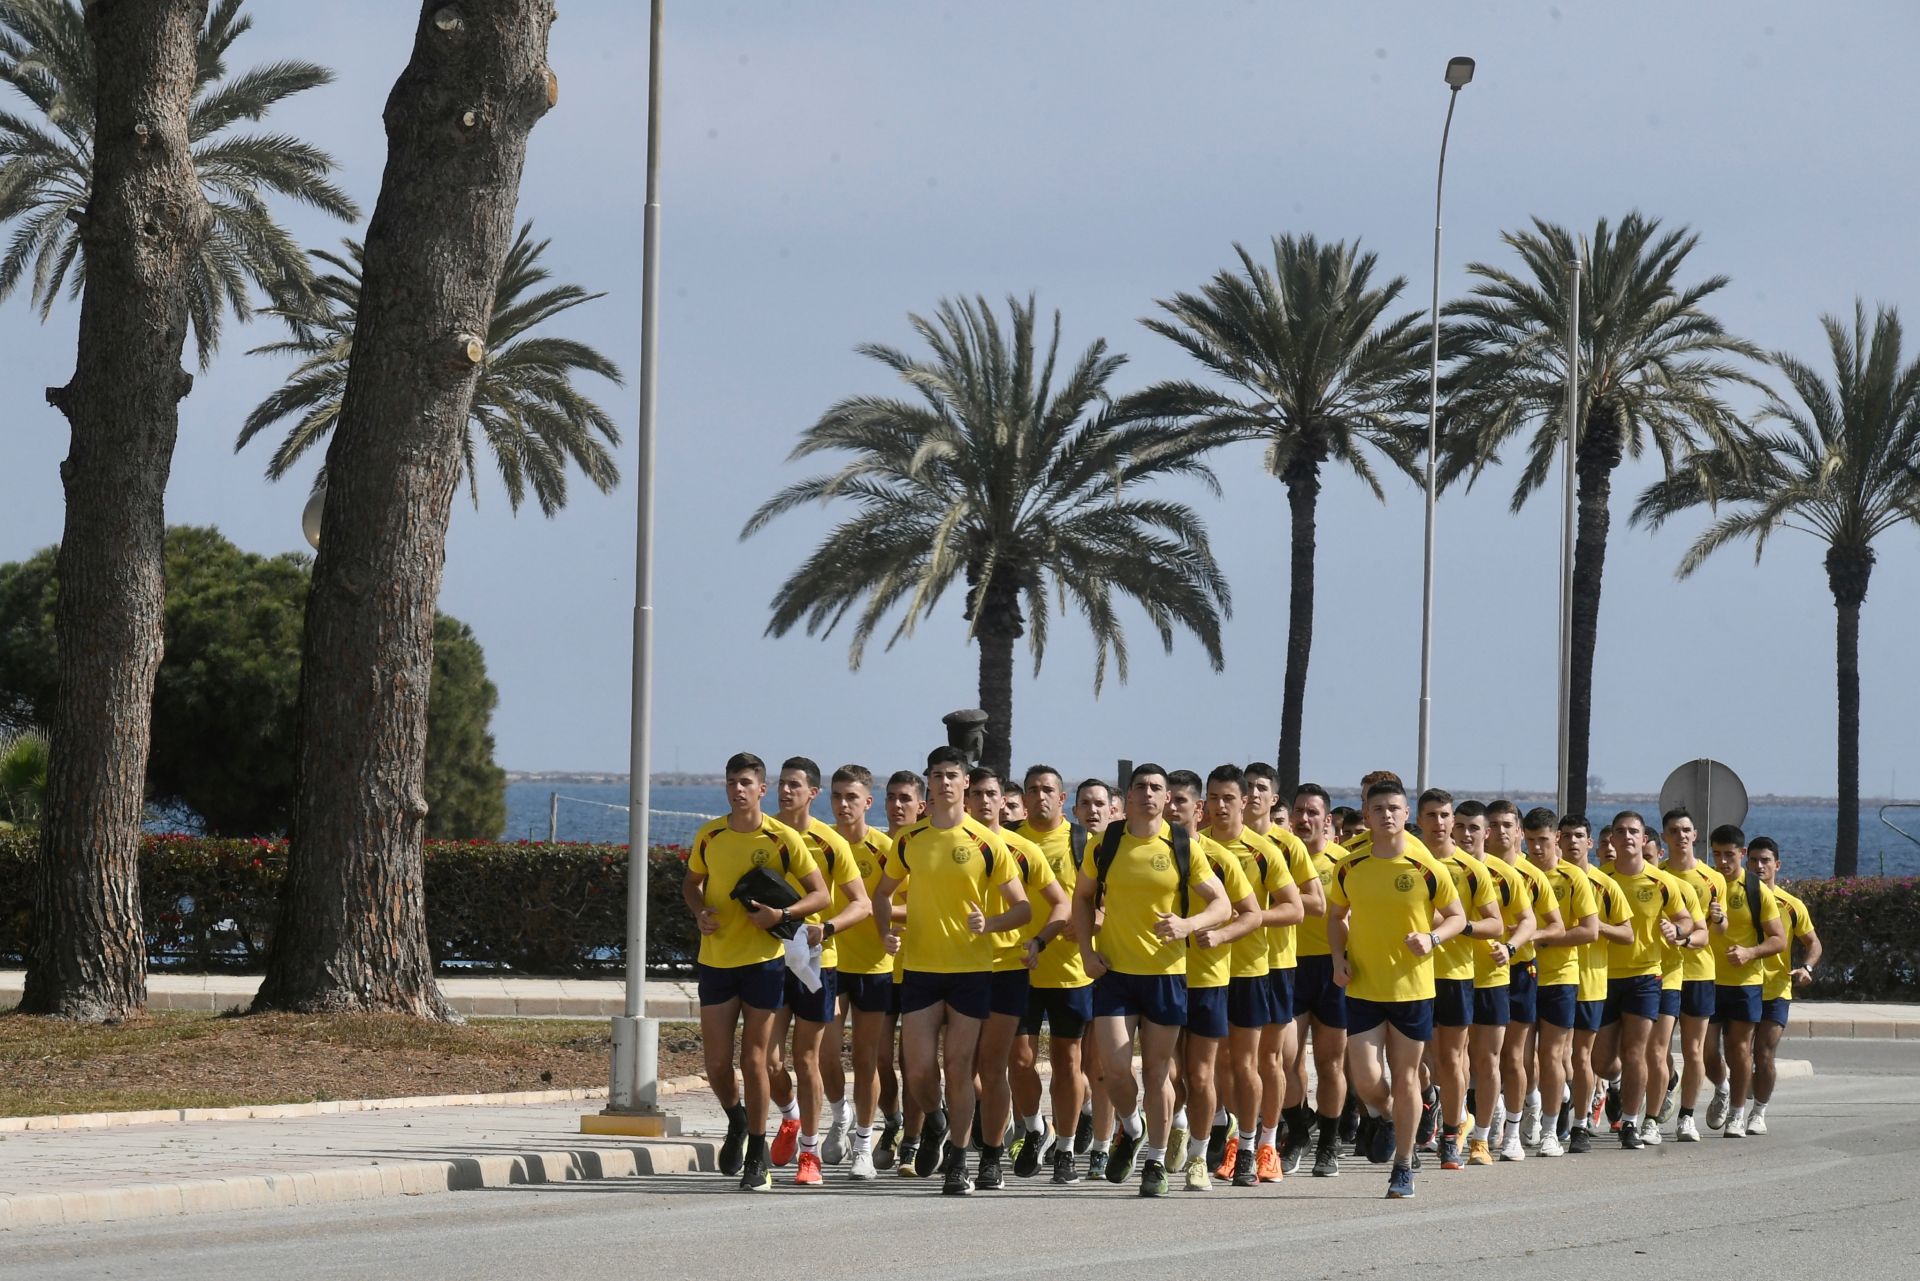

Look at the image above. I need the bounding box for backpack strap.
[1169,824,1191,920]
[1095,822,1126,906]
[1745,867,1766,946]
[1069,822,1088,867]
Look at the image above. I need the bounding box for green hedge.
[1785,876,1920,1002]
[0,832,697,976]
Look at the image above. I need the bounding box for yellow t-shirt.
[1325,843,1459,1003]
[1606,865,1690,979]
[1187,833,1253,990]
[1763,888,1815,1001]
[1495,854,1559,964]
[1251,825,1315,970]
[1080,824,1218,977]
[1205,826,1293,980]
[886,816,1017,974]
[1578,863,1628,1002]
[1713,871,1781,988]
[1293,844,1342,958]
[1014,820,1091,989]
[1535,861,1597,988]
[1665,861,1728,983]
[992,828,1057,973]
[831,828,895,977]
[1474,855,1525,990]
[687,815,817,968]
[1435,850,1497,984]
[797,817,858,970]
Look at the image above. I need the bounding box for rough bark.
[254,1,555,1017]
[1277,459,1322,797]
[968,566,1022,778]
[21,0,213,1021]
[1827,544,1873,878]
[1565,401,1625,823]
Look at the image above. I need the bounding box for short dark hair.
[1207,764,1246,791]
[1166,769,1203,796]
[1523,806,1558,833]
[725,752,766,780]
[1129,762,1168,786]
[1075,777,1111,803]
[967,765,1000,788]
[831,764,873,789]
[1661,806,1692,829]
[1709,823,1746,847]
[1485,799,1519,819]
[925,745,969,771]
[1454,800,1487,820]
[1417,788,1455,810]
[1364,778,1406,803]
[1558,813,1589,833]
[885,769,924,795]
[1244,762,1278,785]
[1023,763,1063,787]
[1749,836,1780,857]
[1294,782,1332,807]
[1330,806,1357,826]
[1611,809,1647,830]
[780,756,821,788]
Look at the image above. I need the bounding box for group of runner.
[683,751,1823,1198]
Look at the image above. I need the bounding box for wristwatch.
[822,921,836,940]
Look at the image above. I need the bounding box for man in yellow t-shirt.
[1288,781,1352,1177]
[1418,789,1502,1171]
[871,747,1031,1195]
[1660,806,1724,1140]
[1454,799,1534,1166]
[1010,764,1094,1184]
[1327,779,1466,1200]
[683,752,829,1192]
[1073,763,1232,1198]
[1705,825,1786,1137]
[964,767,1068,1189]
[1069,776,1116,1170]
[1749,838,1820,1134]
[1244,763,1321,1178]
[1486,800,1562,1159]
[823,765,895,1180]
[1522,808,1598,1159]
[1562,813,1631,1154]
[879,770,925,1174]
[1601,811,1695,1149]
[1204,765,1304,1187]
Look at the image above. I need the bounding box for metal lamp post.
[1415,55,1474,795]
[1555,257,1582,814]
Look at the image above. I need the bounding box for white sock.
[1089,1138,1110,1155]
[1172,1107,1189,1131]
[1258,1124,1277,1147]
[1081,1101,1094,1118]
[1752,1101,1768,1118]
[852,1126,872,1152]
[799,1132,819,1154]
[779,1099,800,1122]
[1608,1075,1621,1088]
[1623,1112,1642,1127]
[1364,1103,1383,1119]
[1144,1144,1166,1164]
[834,1098,854,1128]
[1023,1112,1043,1134]
[1239,1127,1256,1144]
[1471,1124,1489,1141]
[1214,1108,1231,1126]
[1525,1088,1542,1110]
[1120,1111,1143,1139]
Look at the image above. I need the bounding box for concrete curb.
[1782,1019,1920,1040]
[0,1137,719,1232]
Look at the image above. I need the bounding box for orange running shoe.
[771,1118,801,1167]
[1256,1143,1283,1182]
[795,1150,823,1186]
[1212,1132,1240,1181]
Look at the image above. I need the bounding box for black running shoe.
[896,1137,921,1176]
[971,1111,987,1152]
[1232,1145,1259,1188]
[942,1145,972,1195]
[875,1113,902,1170]
[1280,1130,1307,1176]
[1051,1149,1082,1184]
[718,1103,749,1177]
[915,1109,949,1178]
[1086,1149,1109,1181]
[1557,1098,1575,1143]
[1312,1140,1341,1178]
[1465,1086,1477,1119]
[1352,1114,1375,1158]
[1620,1120,1644,1150]
[1107,1128,1143,1183]
[1013,1125,1046,1178]
[1417,1085,1441,1148]
[1339,1093,1362,1144]
[1569,1126,1593,1154]
[1605,1084,1622,1127]
[1367,1118,1397,1166]
[975,1145,1004,1190]
[1074,1109,1094,1155]
[1207,1120,1232,1170]
[739,1135,772,1192]
[1138,1158,1168,1197]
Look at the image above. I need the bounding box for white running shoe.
[1521,1103,1543,1148]
[1167,1124,1190,1170]
[1537,1131,1565,1158]
[1677,1114,1701,1142]
[822,1120,850,1166]
[849,1148,877,1180]
[1706,1089,1731,1131]
[1747,1109,1769,1136]
[1499,1126,1526,1161]
[1724,1111,1748,1138]
[1642,1121,1664,1146]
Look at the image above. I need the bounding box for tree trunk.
[20,1,212,1021]
[1565,402,1624,822]
[969,568,1023,779]
[254,1,555,1017]
[1277,460,1322,796]
[1827,545,1872,878]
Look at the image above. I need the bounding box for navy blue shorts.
[1092,970,1187,1028]
[841,971,894,1015]
[1761,996,1791,1028]
[1508,963,1538,1024]
[1345,996,1434,1043]
[899,969,991,1020]
[1267,967,1296,1023]
[989,968,1031,1019]
[785,966,838,1024]
[1574,999,1605,1033]
[1292,955,1347,1029]
[1659,985,1682,1019]
[887,977,903,1017]
[1020,984,1094,1038]
[697,959,785,1011]
[1473,984,1511,1027]
[1185,984,1229,1038]
[1537,982,1578,1030]
[1226,976,1277,1030]
[1434,977,1474,1028]
[1603,974,1662,1025]
[1680,978,1716,1020]
[1712,984,1762,1025]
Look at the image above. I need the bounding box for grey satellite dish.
[1658,758,1748,836]
[301,484,326,550]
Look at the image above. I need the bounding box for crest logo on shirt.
[750,849,771,869]
[1729,888,1746,910]
[1394,872,1415,893]
[1151,854,1171,871]
[1637,886,1656,903]
[858,858,875,879]
[952,846,973,865]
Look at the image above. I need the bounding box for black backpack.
[1095,821,1192,918]
[1743,867,1767,946]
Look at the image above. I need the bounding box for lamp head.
[1445,56,1476,89]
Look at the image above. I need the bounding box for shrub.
[1786,876,1920,1002]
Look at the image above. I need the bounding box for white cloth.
[784,932,823,992]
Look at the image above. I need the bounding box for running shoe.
[739,1138,773,1192]
[1280,1128,1308,1176]
[975,1145,1005,1190]
[1723,1111,1748,1138]
[1339,1094,1362,1143]
[1232,1145,1259,1188]
[896,1137,921,1176]
[1139,1159,1169,1197]
[1707,1089,1732,1131]
[1106,1129,1143,1184]
[1256,1142,1283,1183]
[1643,1121,1663,1146]
[1466,1137,1494,1166]
[1438,1133,1463,1170]
[770,1117,801,1168]
[1605,1084,1622,1128]
[1167,1122,1190,1171]
[1207,1118,1233,1170]
[1568,1127,1593,1154]
[1212,1132,1239,1182]
[1074,1109,1094,1155]
[849,1148,877,1180]
[795,1151,823,1186]
[1676,1113,1701,1142]
[1417,1085,1441,1149]
[915,1109,949,1177]
[1536,1132,1565,1158]
[1052,1150,1082,1184]
[1557,1098,1575,1143]
[875,1114,902,1169]
[1747,1109,1769,1136]
[1352,1113,1376,1159]
[1312,1140,1341,1178]
[1521,1101,1543,1148]
[1013,1123,1049,1178]
[1086,1150,1109,1182]
[822,1119,849,1166]
[1499,1125,1525,1162]
[1619,1119,1644,1150]
[1183,1156,1210,1191]
[1367,1118,1396,1166]
[1658,1077,1681,1126]
[1386,1164,1415,1199]
[942,1146,973,1195]
[718,1104,749,1178]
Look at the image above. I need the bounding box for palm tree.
[236,223,623,516]
[1441,213,1762,816]
[1121,235,1428,792]
[742,293,1231,775]
[0,0,355,366]
[0,726,47,828]
[1633,303,1920,876]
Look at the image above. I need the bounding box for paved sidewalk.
[3,973,1911,1033]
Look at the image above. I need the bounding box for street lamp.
[1415,55,1474,795]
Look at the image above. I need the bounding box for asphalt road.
[6,1039,1918,1281]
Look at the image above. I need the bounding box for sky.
[3,0,1918,800]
